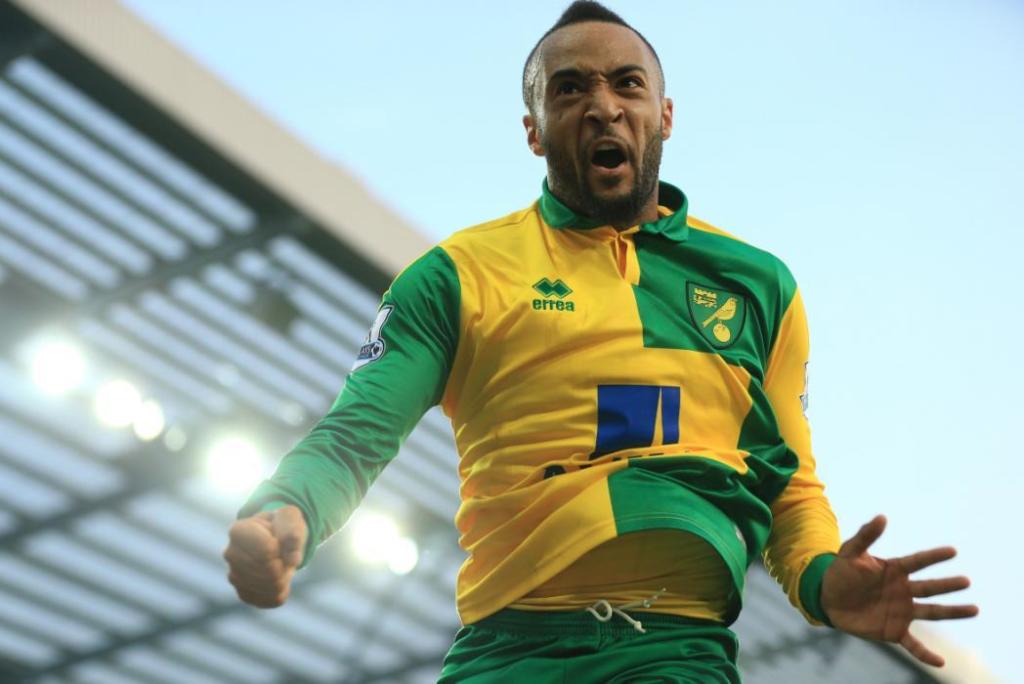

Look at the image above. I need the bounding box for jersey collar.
[539,178,690,242]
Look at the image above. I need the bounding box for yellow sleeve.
[762,287,841,625]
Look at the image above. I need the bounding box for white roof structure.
[0,1,994,682]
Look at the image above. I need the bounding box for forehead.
[538,21,655,79]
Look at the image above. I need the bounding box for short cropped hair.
[521,1,664,117]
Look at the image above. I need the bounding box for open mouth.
[591,146,627,169]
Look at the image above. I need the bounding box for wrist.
[800,552,838,627]
[259,501,291,514]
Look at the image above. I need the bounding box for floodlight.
[29,339,86,395]
[132,399,165,441]
[93,379,142,428]
[205,436,265,494]
[350,511,400,564]
[349,511,420,574]
[387,536,419,575]
[280,401,305,426]
[163,425,188,452]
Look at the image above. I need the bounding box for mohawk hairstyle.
[521,1,664,116]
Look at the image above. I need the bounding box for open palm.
[821,515,978,667]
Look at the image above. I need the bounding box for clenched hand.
[224,505,308,608]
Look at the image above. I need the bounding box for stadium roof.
[0,1,989,682]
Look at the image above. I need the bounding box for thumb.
[271,505,308,569]
[840,514,886,558]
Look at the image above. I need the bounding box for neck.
[547,176,661,230]
[612,196,660,230]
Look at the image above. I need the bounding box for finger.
[223,546,285,578]
[231,581,289,608]
[910,576,970,598]
[227,520,279,561]
[228,570,285,599]
[228,568,294,608]
[900,631,944,668]
[223,533,282,570]
[271,506,308,569]
[897,546,956,574]
[253,511,275,526]
[228,563,296,593]
[913,602,980,621]
[839,514,886,557]
[227,563,292,592]
[227,570,275,597]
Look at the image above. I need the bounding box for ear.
[523,114,545,156]
[660,97,674,141]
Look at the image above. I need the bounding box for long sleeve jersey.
[239,180,841,627]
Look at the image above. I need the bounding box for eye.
[619,75,644,89]
[555,81,581,96]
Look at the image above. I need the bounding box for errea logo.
[532,278,576,313]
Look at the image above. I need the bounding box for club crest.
[686,283,746,348]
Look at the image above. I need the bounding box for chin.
[589,183,634,204]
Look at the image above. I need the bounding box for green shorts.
[437,608,741,683]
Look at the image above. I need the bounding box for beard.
[543,126,663,227]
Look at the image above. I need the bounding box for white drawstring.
[585,587,668,634]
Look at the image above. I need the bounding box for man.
[224,2,977,681]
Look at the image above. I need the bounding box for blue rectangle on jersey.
[593,385,681,458]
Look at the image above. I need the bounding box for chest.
[463,230,775,384]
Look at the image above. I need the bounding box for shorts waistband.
[473,608,725,638]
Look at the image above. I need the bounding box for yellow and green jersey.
[240,180,841,627]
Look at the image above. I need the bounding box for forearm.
[238,387,398,567]
[236,246,460,568]
[764,491,841,624]
[761,285,841,623]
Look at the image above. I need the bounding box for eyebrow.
[547,64,648,85]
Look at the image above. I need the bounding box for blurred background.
[0,0,1017,682]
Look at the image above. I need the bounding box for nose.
[584,84,623,126]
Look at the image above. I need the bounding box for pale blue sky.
[125,1,1022,679]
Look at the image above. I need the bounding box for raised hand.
[223,505,308,608]
[821,514,978,667]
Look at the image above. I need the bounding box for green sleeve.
[237,246,460,567]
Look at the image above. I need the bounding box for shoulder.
[438,203,539,261]
[387,244,459,304]
[687,214,797,294]
[391,203,540,297]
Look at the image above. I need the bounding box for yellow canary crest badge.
[686,283,746,348]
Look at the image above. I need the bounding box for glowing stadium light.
[93,379,142,428]
[132,399,165,441]
[205,436,265,494]
[280,401,305,427]
[387,536,419,575]
[163,425,188,452]
[29,339,86,395]
[350,511,399,562]
[349,511,420,575]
